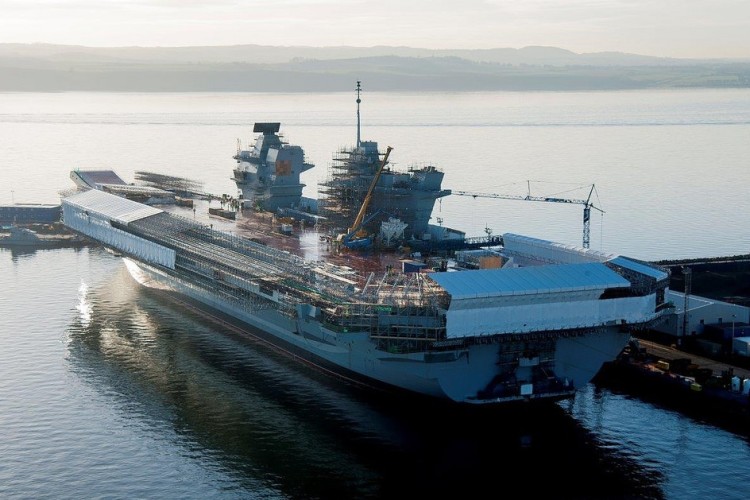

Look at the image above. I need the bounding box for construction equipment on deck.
[337,146,393,249]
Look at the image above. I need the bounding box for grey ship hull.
[123,257,629,405]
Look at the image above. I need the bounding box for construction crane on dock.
[452,183,604,249]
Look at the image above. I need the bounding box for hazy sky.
[1,0,749,59]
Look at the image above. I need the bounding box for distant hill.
[1,43,748,92]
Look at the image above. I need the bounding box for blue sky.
[1,0,748,58]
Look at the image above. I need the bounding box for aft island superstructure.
[318,82,451,243]
[62,189,673,406]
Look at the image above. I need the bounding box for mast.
[356,80,362,148]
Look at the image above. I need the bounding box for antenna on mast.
[356,80,362,148]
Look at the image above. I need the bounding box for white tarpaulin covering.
[428,263,657,338]
[63,190,175,270]
[502,233,615,264]
[428,263,629,300]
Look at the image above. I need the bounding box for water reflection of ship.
[67,267,379,497]
[68,269,662,498]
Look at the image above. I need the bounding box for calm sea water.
[2,90,750,499]
[2,89,749,260]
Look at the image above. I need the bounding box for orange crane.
[337,146,394,248]
[452,183,603,249]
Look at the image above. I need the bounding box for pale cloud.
[0,0,748,58]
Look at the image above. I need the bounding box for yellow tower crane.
[337,146,394,249]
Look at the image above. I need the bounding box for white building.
[655,290,749,338]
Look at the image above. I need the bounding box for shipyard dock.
[595,336,750,429]
[634,338,750,380]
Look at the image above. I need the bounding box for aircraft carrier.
[62,185,673,405]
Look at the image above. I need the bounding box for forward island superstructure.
[62,189,673,405]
